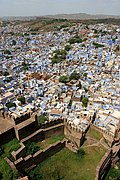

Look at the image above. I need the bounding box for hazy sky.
[0,0,120,17]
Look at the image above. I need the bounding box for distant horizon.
[0,12,120,18]
[0,0,120,17]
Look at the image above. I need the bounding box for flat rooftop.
[0,116,14,134]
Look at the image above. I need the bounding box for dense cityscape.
[0,16,120,180]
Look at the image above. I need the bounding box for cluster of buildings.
[0,20,120,139]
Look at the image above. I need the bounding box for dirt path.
[83,136,109,149]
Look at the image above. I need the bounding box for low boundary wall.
[12,142,26,160]
[16,120,38,140]
[14,140,66,170]
[11,123,64,160]
[21,123,64,145]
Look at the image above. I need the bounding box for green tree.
[26,142,40,155]
[52,58,61,64]
[107,168,120,180]
[4,50,11,55]
[0,160,13,180]
[68,36,82,44]
[18,96,26,104]
[0,172,2,180]
[68,99,72,108]
[82,44,86,47]
[59,75,69,83]
[6,102,16,109]
[83,38,87,42]
[84,87,88,93]
[65,45,72,51]
[37,115,48,125]
[82,97,88,107]
[51,49,67,64]
[25,38,30,43]
[83,73,88,77]
[93,42,104,48]
[22,60,29,71]
[69,71,80,81]
[13,170,20,180]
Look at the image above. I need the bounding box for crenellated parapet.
[92,124,115,137]
[65,119,84,134]
[95,149,112,180]
[64,119,86,148]
[0,108,37,125]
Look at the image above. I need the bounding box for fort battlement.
[23,123,64,143]
[10,121,64,162]
[9,140,66,171]
[91,124,115,139]
[65,118,90,133]
[1,108,120,180]
[65,120,84,133]
[95,149,112,180]
[7,141,120,180]
[0,110,12,121]
[0,108,36,124]
[39,118,64,129]
[64,119,86,148]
